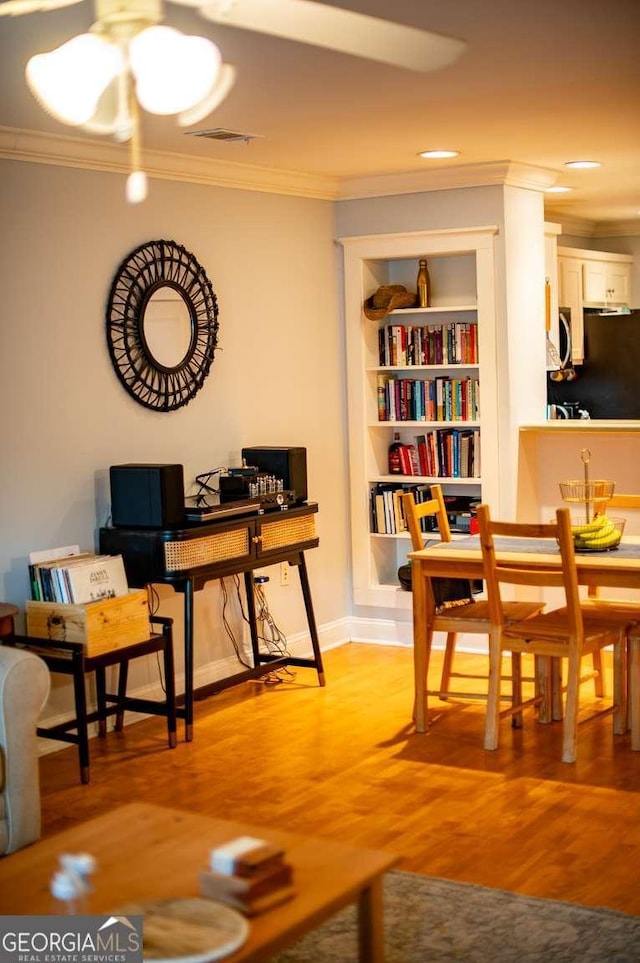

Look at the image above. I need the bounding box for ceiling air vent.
[185,128,262,144]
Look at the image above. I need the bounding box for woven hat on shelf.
[363,284,418,320]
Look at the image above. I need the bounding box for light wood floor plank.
[39,643,640,914]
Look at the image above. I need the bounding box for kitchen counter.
[517,422,640,537]
[520,420,640,434]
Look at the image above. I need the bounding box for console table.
[100,502,325,740]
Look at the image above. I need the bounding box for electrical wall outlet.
[280,562,290,586]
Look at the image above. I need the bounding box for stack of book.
[200,836,294,916]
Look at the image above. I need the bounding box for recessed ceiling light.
[419,149,459,159]
[564,160,601,169]
[545,186,573,193]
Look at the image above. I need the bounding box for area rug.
[270,871,640,962]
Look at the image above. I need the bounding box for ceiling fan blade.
[196,0,466,73]
[0,0,82,15]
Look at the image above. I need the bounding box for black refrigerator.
[548,310,640,419]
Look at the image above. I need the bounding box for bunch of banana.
[571,513,621,550]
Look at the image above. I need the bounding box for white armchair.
[0,643,50,854]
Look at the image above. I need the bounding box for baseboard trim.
[347,615,488,654]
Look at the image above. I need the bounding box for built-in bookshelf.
[340,227,500,610]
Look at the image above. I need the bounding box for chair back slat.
[601,493,640,511]
[477,504,584,645]
[590,492,640,599]
[402,485,452,552]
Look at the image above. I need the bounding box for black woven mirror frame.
[106,239,219,412]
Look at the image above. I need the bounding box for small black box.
[219,473,254,502]
[110,463,185,528]
[241,447,307,503]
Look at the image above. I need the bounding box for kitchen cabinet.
[557,247,634,364]
[582,260,631,306]
[557,255,585,364]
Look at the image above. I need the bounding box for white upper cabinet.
[558,247,633,307]
[557,255,585,364]
[582,259,631,306]
[557,246,634,363]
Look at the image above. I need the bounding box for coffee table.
[0,802,398,962]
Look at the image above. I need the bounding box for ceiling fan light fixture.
[419,149,459,159]
[126,168,148,203]
[129,25,222,115]
[26,32,123,126]
[564,160,602,169]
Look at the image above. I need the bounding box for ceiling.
[1,0,640,232]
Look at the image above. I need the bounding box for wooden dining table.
[408,533,640,740]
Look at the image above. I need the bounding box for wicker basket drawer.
[259,512,317,553]
[163,526,250,573]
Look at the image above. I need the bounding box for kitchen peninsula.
[517,422,640,535]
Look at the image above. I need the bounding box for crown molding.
[0,125,340,200]
[592,218,640,238]
[0,130,558,203]
[544,207,640,239]
[334,160,559,200]
[544,211,597,237]
[3,125,639,239]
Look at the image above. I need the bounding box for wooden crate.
[26,589,151,657]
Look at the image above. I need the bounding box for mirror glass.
[143,286,192,368]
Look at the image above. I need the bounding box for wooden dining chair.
[477,504,628,763]
[402,487,543,702]
[581,494,640,748]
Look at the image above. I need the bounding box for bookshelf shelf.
[371,475,481,485]
[368,422,481,429]
[387,304,477,315]
[371,530,472,541]
[340,227,500,609]
[367,364,480,373]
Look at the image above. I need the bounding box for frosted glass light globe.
[130,26,222,116]
[26,34,123,126]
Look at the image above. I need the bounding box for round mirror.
[106,240,219,412]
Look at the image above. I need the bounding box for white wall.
[0,160,351,722]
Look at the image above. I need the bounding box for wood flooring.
[38,643,640,914]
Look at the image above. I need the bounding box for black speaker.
[110,464,185,528]
[241,447,307,503]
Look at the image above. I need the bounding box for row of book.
[378,321,478,367]
[390,429,480,481]
[28,545,130,605]
[370,484,479,536]
[377,374,479,423]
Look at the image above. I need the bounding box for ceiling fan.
[0,0,466,201]
[0,0,467,72]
